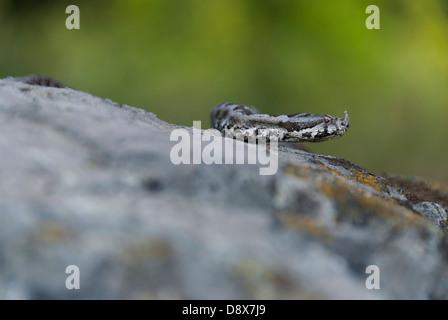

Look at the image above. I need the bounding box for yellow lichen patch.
[282,163,442,235]
[319,179,346,199]
[349,169,388,192]
[312,167,439,231]
[233,257,321,299]
[329,178,438,234]
[284,164,311,176]
[286,163,402,210]
[275,213,330,241]
[120,238,172,267]
[35,222,74,244]
[313,162,389,193]
[320,178,386,221]
[284,163,396,206]
[439,220,448,234]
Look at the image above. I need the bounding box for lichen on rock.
[0,77,447,299]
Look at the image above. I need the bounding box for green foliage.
[1,0,447,180]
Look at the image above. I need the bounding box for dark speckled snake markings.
[210,102,349,142]
[12,76,349,143]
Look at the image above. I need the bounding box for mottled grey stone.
[0,77,447,300]
[412,202,447,228]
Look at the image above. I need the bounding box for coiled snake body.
[11,76,350,143]
[211,103,349,142]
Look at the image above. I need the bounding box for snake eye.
[324,115,331,123]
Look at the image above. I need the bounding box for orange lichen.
[349,170,387,192]
[275,213,330,241]
[35,222,74,244]
[233,257,320,299]
[284,165,310,176]
[313,162,391,193]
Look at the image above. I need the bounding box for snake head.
[283,110,350,142]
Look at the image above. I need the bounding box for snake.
[10,75,350,142]
[210,102,349,142]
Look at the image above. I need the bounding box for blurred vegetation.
[1,0,447,180]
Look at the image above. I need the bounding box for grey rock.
[412,202,447,228]
[0,77,447,299]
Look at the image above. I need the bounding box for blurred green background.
[1,0,447,180]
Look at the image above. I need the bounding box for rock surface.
[0,77,447,299]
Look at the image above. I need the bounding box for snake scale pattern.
[11,76,350,143]
[210,102,349,142]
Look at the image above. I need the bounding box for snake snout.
[342,111,350,129]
